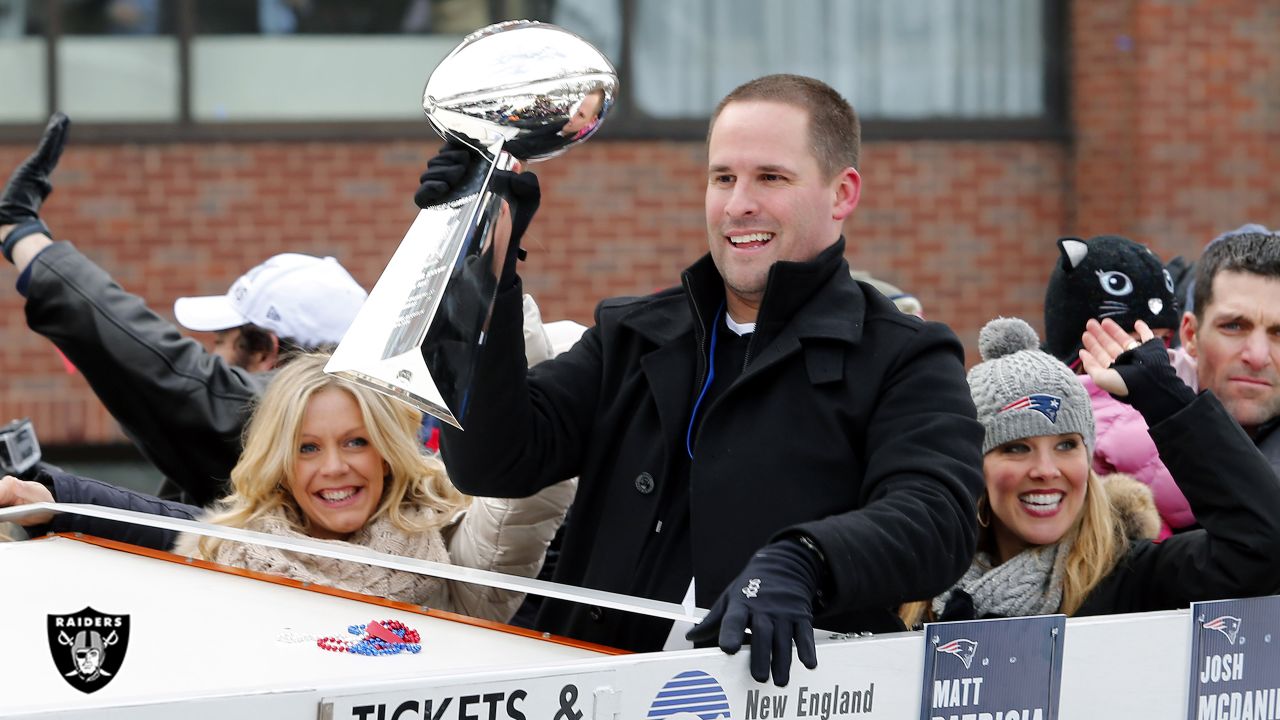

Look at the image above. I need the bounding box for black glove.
[414,141,541,287]
[938,589,976,622]
[413,141,474,209]
[1110,338,1197,426]
[1,113,70,262]
[686,537,824,686]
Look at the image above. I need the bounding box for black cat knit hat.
[1043,235,1179,364]
[968,317,1095,455]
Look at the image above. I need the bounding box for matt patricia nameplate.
[921,614,1066,720]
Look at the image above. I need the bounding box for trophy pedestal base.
[326,349,460,429]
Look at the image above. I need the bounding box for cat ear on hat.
[1057,237,1089,271]
[1044,237,1095,363]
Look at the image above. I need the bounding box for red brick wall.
[0,0,1276,447]
[1072,0,1280,259]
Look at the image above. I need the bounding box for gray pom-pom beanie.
[967,317,1095,455]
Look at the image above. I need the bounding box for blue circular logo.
[647,670,733,719]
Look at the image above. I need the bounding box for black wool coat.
[442,239,985,650]
[1076,391,1280,615]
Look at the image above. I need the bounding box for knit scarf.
[183,505,451,606]
[933,540,1071,620]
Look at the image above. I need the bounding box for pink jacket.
[1080,374,1196,539]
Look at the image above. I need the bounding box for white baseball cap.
[173,253,368,348]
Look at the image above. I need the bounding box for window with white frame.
[0,0,1059,137]
[557,0,1053,124]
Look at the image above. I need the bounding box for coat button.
[634,472,655,495]
[589,606,604,621]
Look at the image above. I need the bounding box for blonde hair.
[900,468,1127,627]
[192,352,466,557]
[1058,468,1126,614]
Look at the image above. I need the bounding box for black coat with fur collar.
[441,239,985,651]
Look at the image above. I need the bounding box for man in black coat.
[1178,230,1280,474]
[420,74,985,686]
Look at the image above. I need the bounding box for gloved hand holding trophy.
[326,21,618,428]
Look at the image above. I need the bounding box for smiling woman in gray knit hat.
[902,316,1280,625]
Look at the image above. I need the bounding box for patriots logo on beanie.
[967,318,1095,456]
[999,394,1062,423]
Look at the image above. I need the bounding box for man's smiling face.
[704,100,858,320]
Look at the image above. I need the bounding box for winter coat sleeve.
[23,242,265,506]
[442,478,576,622]
[441,281,601,497]
[788,321,986,616]
[1087,391,1280,613]
[40,468,200,550]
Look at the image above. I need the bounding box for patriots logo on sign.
[1204,616,1243,645]
[937,638,978,669]
[647,670,733,719]
[999,394,1062,423]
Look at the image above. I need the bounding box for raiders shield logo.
[47,607,130,694]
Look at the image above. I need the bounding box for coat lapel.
[621,294,698,448]
[740,265,867,385]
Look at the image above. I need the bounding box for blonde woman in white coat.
[3,350,571,624]
[169,351,572,622]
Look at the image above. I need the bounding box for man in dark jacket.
[1178,230,1280,473]
[0,114,368,506]
[420,74,985,686]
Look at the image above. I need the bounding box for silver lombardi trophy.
[325,21,618,428]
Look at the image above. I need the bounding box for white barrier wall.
[1,535,1200,720]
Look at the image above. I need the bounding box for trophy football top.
[422,20,619,161]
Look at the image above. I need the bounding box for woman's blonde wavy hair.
[191,352,467,557]
[900,465,1127,627]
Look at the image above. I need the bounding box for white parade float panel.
[1,534,613,718]
[1,530,1198,720]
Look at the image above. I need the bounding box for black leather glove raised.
[1110,338,1197,425]
[413,140,541,288]
[686,537,824,687]
[413,141,474,209]
[1,113,70,261]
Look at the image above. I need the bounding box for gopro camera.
[0,418,41,476]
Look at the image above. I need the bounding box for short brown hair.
[1192,231,1280,320]
[709,74,861,178]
